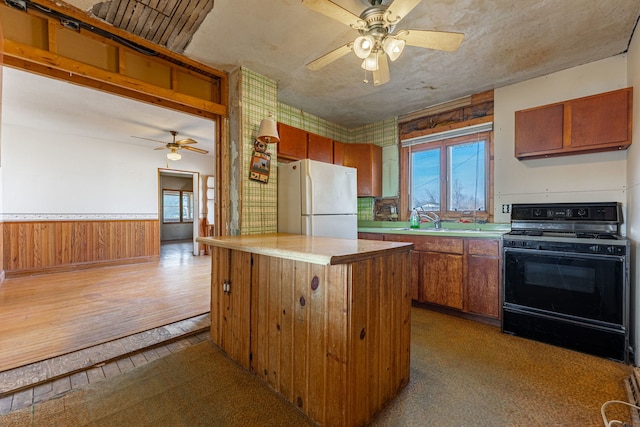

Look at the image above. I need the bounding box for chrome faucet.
[424,212,441,229]
[416,207,441,229]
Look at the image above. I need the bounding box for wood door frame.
[158,169,200,256]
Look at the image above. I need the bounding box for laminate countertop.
[197,233,413,265]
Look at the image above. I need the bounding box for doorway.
[159,169,201,256]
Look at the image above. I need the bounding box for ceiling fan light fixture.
[383,37,405,61]
[361,52,379,71]
[256,114,280,143]
[353,35,375,59]
[167,150,181,161]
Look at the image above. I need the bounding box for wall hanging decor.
[249,140,271,183]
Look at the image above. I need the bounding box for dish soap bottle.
[410,209,420,228]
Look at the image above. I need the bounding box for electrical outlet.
[502,204,510,214]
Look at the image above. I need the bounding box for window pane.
[163,190,181,222]
[447,141,486,211]
[410,148,440,211]
[182,192,194,222]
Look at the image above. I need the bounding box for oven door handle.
[503,247,626,262]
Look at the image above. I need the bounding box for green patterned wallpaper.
[240,69,279,235]
[278,102,398,147]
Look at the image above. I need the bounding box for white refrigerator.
[278,159,358,239]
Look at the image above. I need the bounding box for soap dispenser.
[410,209,420,228]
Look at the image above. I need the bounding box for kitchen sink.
[387,227,483,233]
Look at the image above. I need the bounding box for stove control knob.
[589,245,602,253]
[577,208,587,217]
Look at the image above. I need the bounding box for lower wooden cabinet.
[381,233,501,320]
[420,251,463,309]
[210,246,252,369]
[465,239,500,318]
[206,240,412,427]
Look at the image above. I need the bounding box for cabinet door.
[333,140,344,165]
[570,88,631,149]
[466,255,500,318]
[210,247,252,369]
[343,143,382,197]
[420,251,463,309]
[465,239,500,319]
[308,133,333,163]
[277,123,308,160]
[514,103,564,158]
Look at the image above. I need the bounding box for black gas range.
[502,202,631,363]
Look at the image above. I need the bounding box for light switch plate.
[502,204,510,214]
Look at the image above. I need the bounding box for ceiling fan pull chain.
[363,69,369,84]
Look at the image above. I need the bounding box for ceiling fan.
[132,130,209,161]
[303,0,464,86]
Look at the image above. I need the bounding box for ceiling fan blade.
[400,29,464,52]
[182,146,209,154]
[373,53,390,86]
[301,0,363,28]
[154,146,168,150]
[176,138,198,145]
[131,136,167,144]
[385,0,421,25]
[306,43,353,70]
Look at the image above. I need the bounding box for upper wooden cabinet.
[343,143,382,197]
[333,140,344,165]
[515,87,632,159]
[277,123,308,161]
[307,133,333,163]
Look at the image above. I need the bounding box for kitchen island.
[197,233,413,426]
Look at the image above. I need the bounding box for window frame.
[162,188,194,224]
[400,129,494,222]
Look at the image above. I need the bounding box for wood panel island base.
[197,234,414,426]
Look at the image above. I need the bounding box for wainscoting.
[3,220,160,277]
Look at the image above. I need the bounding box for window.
[163,189,194,223]
[401,126,492,220]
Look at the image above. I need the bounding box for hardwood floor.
[0,241,211,372]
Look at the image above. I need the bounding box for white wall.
[1,123,214,219]
[493,55,629,224]
[626,26,640,365]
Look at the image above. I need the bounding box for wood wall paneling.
[247,252,410,426]
[3,220,160,277]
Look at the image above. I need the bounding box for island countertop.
[197,233,413,265]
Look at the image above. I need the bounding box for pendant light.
[256,113,280,144]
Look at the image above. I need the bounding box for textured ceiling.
[33,0,640,128]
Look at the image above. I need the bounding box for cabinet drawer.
[358,232,384,241]
[467,239,499,256]
[383,234,464,254]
